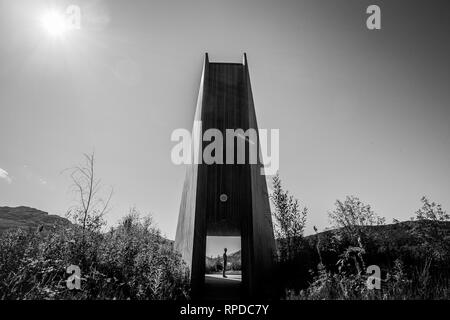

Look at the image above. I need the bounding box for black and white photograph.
[0,0,450,316]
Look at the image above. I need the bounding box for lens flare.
[41,10,68,37]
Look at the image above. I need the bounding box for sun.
[41,10,68,37]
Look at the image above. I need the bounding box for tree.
[329,195,385,244]
[411,196,450,263]
[329,196,385,274]
[270,172,307,262]
[65,152,113,233]
[415,196,449,222]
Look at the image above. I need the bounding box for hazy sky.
[1,0,449,239]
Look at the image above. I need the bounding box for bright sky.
[1,0,449,239]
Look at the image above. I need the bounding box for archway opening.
[203,236,242,299]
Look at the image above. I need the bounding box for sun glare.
[41,10,68,37]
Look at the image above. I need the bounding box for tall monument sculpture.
[175,53,276,299]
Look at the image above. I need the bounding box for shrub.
[0,210,190,300]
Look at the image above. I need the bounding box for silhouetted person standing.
[223,248,227,278]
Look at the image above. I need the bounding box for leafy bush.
[287,258,449,300]
[271,173,450,300]
[0,210,190,300]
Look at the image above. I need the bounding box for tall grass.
[286,259,450,300]
[0,211,190,300]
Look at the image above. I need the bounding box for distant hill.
[275,220,450,289]
[303,220,450,247]
[206,250,241,262]
[206,250,241,272]
[0,206,71,234]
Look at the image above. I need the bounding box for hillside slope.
[0,206,71,234]
[279,220,449,281]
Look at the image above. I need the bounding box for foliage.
[270,172,310,294]
[287,257,449,300]
[329,195,385,246]
[0,153,189,300]
[0,209,190,300]
[274,189,450,300]
[64,152,112,233]
[270,172,307,262]
[410,196,450,263]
